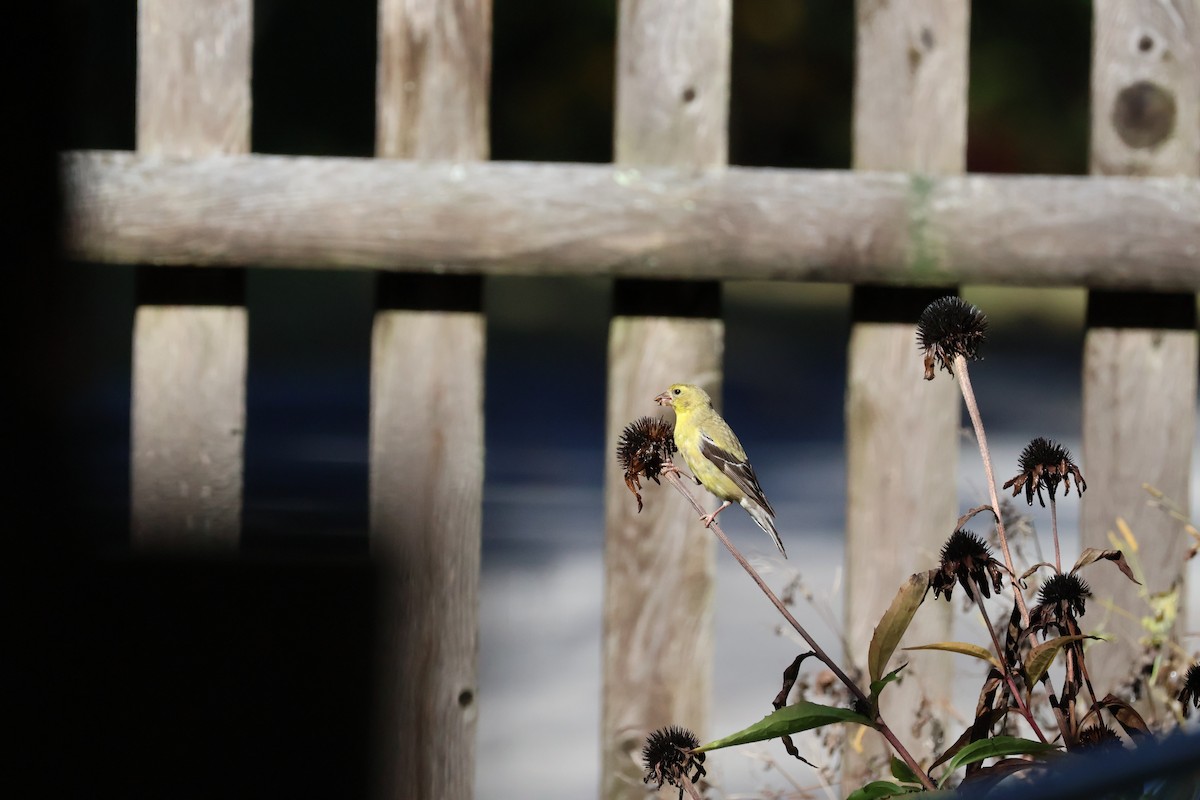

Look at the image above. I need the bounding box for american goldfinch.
[655,383,786,557]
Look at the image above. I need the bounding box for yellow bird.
[655,383,786,557]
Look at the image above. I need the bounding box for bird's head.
[654,383,712,413]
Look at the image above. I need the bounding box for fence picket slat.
[1082,0,1198,697]
[369,2,490,799]
[603,2,729,797]
[131,0,251,547]
[845,0,968,782]
[603,290,721,800]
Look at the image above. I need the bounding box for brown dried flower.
[1003,437,1087,508]
[642,726,706,799]
[916,296,988,380]
[931,528,1005,601]
[617,416,677,512]
[1030,573,1092,632]
[1075,723,1122,751]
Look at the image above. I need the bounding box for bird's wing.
[698,430,775,516]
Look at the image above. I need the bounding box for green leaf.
[695,701,874,753]
[1024,634,1101,686]
[902,641,1001,670]
[868,572,931,683]
[890,756,919,785]
[936,736,1058,788]
[845,780,923,800]
[869,664,906,706]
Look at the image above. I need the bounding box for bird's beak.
[654,391,673,407]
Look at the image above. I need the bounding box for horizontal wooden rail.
[63,150,1200,290]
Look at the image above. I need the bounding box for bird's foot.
[663,463,700,485]
[699,501,732,528]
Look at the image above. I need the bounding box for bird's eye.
[673,388,681,395]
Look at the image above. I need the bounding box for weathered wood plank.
[63,152,1200,290]
[603,291,722,800]
[369,2,490,799]
[604,310,722,800]
[852,0,968,173]
[369,299,484,800]
[376,0,490,160]
[1082,0,1198,697]
[1090,1,1200,177]
[603,2,729,798]
[131,305,246,544]
[844,1,967,782]
[137,0,252,157]
[131,0,251,547]
[614,0,729,166]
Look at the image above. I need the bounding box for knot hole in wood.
[1111,80,1176,149]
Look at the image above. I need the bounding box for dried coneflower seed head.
[642,725,706,797]
[932,528,1004,601]
[617,416,677,512]
[940,528,992,565]
[1036,573,1092,619]
[1003,437,1087,508]
[1076,723,1122,751]
[916,296,988,380]
[1178,663,1200,717]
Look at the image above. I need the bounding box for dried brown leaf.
[1094,693,1151,738]
[1071,548,1141,585]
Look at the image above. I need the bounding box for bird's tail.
[743,499,786,558]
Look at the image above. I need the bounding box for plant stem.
[953,354,1030,627]
[679,774,703,800]
[1041,678,1073,744]
[662,469,937,792]
[1049,496,1062,573]
[966,583,1047,743]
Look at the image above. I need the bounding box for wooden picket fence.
[61,1,1197,798]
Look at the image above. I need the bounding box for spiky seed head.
[642,726,706,796]
[1004,437,1087,507]
[1076,724,1122,751]
[617,416,677,512]
[932,528,1003,601]
[916,296,988,380]
[1036,572,1092,619]
[940,528,993,565]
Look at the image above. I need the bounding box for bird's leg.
[700,501,733,528]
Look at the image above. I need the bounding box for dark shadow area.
[730,1,854,168]
[19,9,379,798]
[243,269,374,551]
[491,0,615,162]
[968,1,1091,174]
[23,556,378,799]
[252,0,376,156]
[58,0,136,151]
